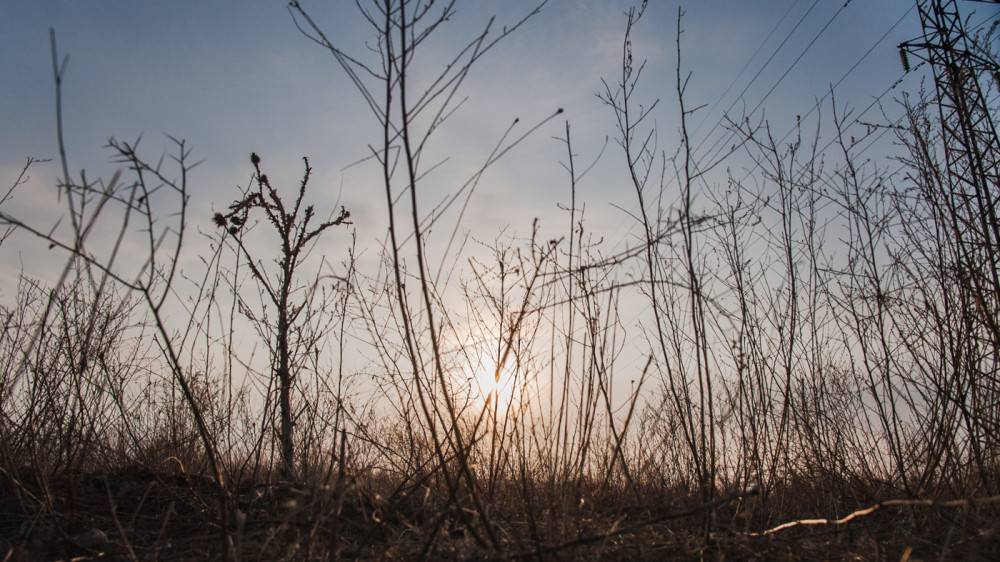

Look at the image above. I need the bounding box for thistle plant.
[215,152,350,481]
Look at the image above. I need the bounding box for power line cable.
[606,2,926,259]
[690,0,822,156]
[695,0,859,174]
[690,1,804,140]
[764,4,917,162]
[604,1,823,256]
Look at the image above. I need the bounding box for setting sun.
[469,341,521,412]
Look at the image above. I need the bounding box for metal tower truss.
[901,0,1000,329]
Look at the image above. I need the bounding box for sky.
[2,0,999,293]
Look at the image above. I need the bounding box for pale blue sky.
[3,0,997,286]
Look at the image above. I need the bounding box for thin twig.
[751,493,1000,536]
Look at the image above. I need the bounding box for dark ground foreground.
[2,467,998,560]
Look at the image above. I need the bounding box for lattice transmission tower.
[900,0,1000,316]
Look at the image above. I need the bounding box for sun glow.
[469,342,521,412]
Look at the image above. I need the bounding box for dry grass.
[2,464,998,560]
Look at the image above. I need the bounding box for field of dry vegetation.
[2,1,1000,559]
